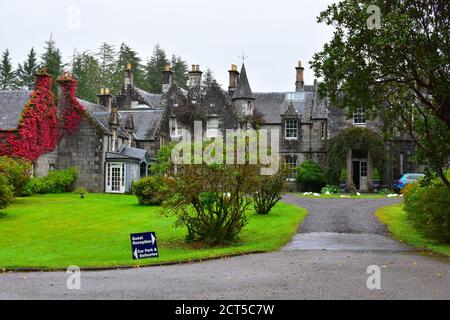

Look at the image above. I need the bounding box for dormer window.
[170,116,182,138]
[285,119,298,140]
[353,107,366,124]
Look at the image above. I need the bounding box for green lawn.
[375,203,450,256]
[0,193,307,269]
[293,192,389,199]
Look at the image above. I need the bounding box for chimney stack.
[228,64,239,96]
[162,64,173,93]
[97,88,112,112]
[188,64,202,89]
[295,60,305,92]
[124,63,133,88]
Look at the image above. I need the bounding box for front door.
[352,160,368,191]
[106,163,126,193]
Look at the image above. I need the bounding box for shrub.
[296,160,325,192]
[132,176,166,206]
[0,175,14,209]
[321,185,340,194]
[23,167,78,195]
[403,177,450,243]
[163,163,260,244]
[252,165,290,215]
[0,156,32,196]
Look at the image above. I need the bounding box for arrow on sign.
[151,233,156,245]
[133,248,139,260]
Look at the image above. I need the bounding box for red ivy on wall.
[0,71,59,161]
[58,75,85,136]
[0,72,86,162]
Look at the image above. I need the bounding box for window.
[245,101,253,116]
[353,108,366,124]
[206,117,219,138]
[285,119,298,140]
[360,161,367,177]
[170,116,182,138]
[321,122,327,140]
[285,156,298,180]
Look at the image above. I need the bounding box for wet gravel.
[282,194,401,235]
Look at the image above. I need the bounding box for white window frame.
[170,116,182,139]
[353,107,366,125]
[285,119,298,140]
[106,162,126,194]
[285,156,298,180]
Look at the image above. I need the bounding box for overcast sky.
[0,0,335,92]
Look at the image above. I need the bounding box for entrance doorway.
[352,159,368,191]
[106,163,125,193]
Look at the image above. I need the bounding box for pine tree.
[72,51,101,103]
[111,43,144,93]
[0,49,17,90]
[171,55,188,89]
[144,44,169,94]
[41,36,64,92]
[97,43,116,91]
[202,68,218,90]
[16,47,38,89]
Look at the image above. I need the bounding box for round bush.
[0,156,32,196]
[132,176,165,206]
[0,175,14,209]
[296,160,325,192]
[403,178,450,243]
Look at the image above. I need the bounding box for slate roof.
[232,64,254,100]
[105,145,150,163]
[118,109,164,141]
[134,88,162,108]
[78,97,164,141]
[253,86,328,124]
[0,90,32,130]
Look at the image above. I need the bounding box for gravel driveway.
[281,195,407,251]
[282,194,400,234]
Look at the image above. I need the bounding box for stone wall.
[57,118,105,192]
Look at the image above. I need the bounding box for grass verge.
[0,193,307,269]
[375,203,450,256]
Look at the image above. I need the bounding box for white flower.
[313,193,320,197]
[325,191,331,195]
[356,192,361,196]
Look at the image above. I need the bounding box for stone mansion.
[0,61,419,193]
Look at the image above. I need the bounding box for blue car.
[393,173,425,192]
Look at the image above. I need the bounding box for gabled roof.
[105,145,150,163]
[253,85,328,124]
[0,90,32,130]
[134,87,162,108]
[232,64,254,100]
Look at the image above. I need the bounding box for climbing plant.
[326,127,386,184]
[57,73,86,136]
[0,69,59,161]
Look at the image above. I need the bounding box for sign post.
[130,232,159,260]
